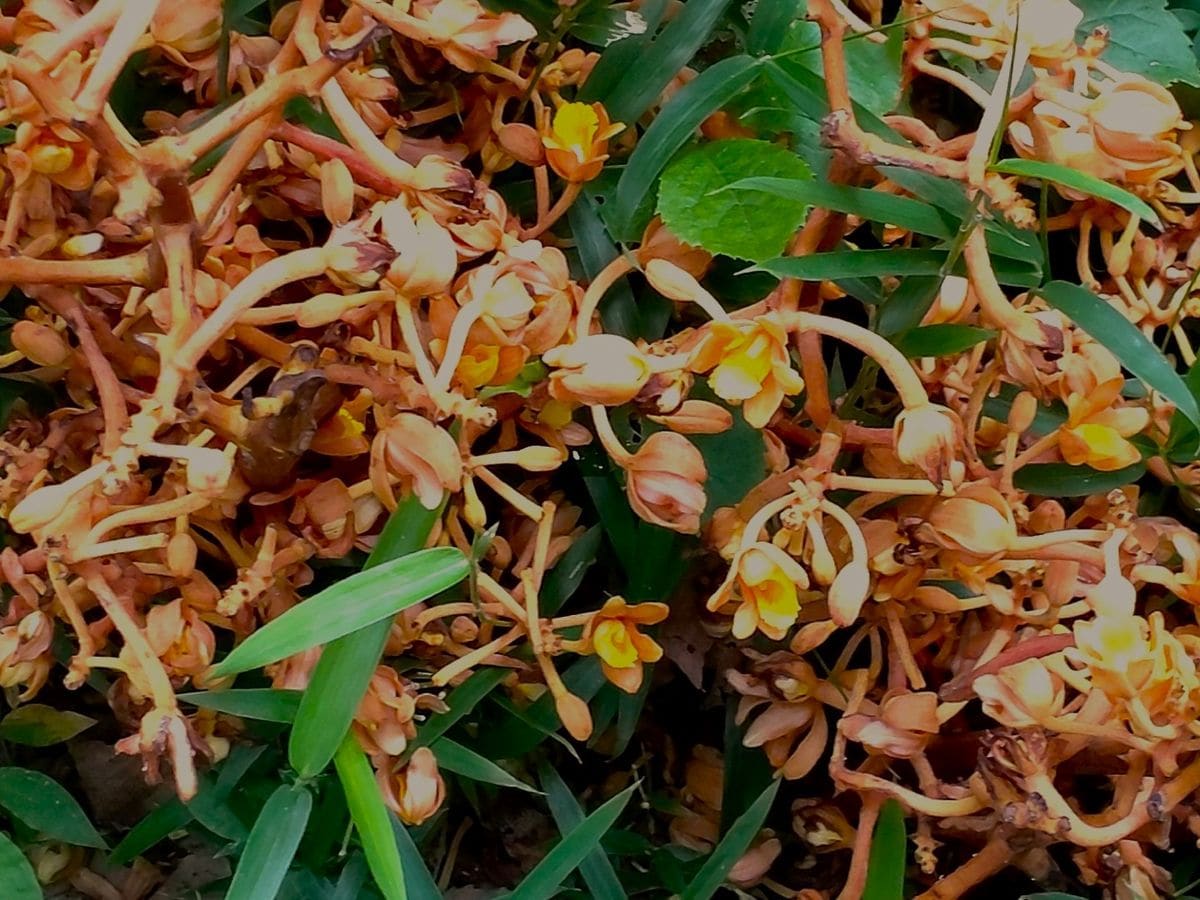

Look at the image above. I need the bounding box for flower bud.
[644,258,706,303]
[827,561,871,627]
[646,400,732,434]
[497,122,546,166]
[378,747,445,826]
[624,432,707,534]
[186,448,234,496]
[893,403,960,483]
[320,158,355,226]
[512,446,567,472]
[926,484,1016,555]
[555,690,594,741]
[60,232,104,258]
[167,533,198,578]
[543,334,652,406]
[11,320,70,367]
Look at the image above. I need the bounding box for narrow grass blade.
[225,783,313,900]
[1039,280,1200,428]
[432,739,539,794]
[178,688,302,723]
[289,494,446,777]
[990,158,1162,229]
[862,799,907,900]
[334,737,407,900]
[759,248,1039,285]
[0,832,39,900]
[894,324,994,358]
[0,768,107,848]
[538,762,627,900]
[392,815,442,898]
[682,780,779,900]
[211,545,467,678]
[410,666,509,756]
[508,783,636,900]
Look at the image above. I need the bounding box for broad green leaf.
[580,0,669,105]
[211,545,468,678]
[226,783,313,900]
[335,738,407,900]
[0,768,106,848]
[289,494,446,777]
[596,0,737,123]
[179,688,302,723]
[1076,0,1200,86]
[538,762,627,900]
[990,159,1162,228]
[0,833,39,900]
[682,780,780,900]
[862,799,907,900]
[109,799,191,865]
[1038,280,1200,428]
[433,739,540,793]
[748,0,803,55]
[658,139,811,261]
[392,815,443,897]
[724,177,954,238]
[895,324,995,358]
[480,0,556,32]
[1014,462,1146,497]
[759,248,1040,285]
[0,704,95,746]
[571,4,648,46]
[611,55,762,239]
[410,666,510,756]
[508,783,637,900]
[775,18,904,116]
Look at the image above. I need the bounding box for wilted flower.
[378,414,464,509]
[543,335,653,406]
[894,403,961,482]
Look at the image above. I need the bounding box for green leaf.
[895,324,995,358]
[611,55,762,240]
[760,248,1040,285]
[289,494,446,777]
[508,783,637,900]
[748,0,804,55]
[433,739,540,793]
[0,704,95,746]
[775,18,904,116]
[538,762,628,900]
[411,666,510,755]
[596,0,737,123]
[283,97,345,142]
[862,799,907,900]
[580,0,669,106]
[226,783,313,900]
[682,780,780,900]
[178,688,302,722]
[571,5,649,46]
[690,386,769,515]
[1076,0,1200,86]
[989,159,1162,228]
[0,768,106,848]
[1038,280,1200,428]
[109,799,192,865]
[0,832,39,900]
[211,545,468,678]
[335,738,408,900]
[540,526,602,617]
[658,139,811,261]
[392,816,443,899]
[1014,462,1146,496]
[724,177,954,238]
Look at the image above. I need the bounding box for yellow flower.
[541,102,624,183]
[582,597,669,693]
[1058,377,1147,471]
[688,316,804,428]
[709,542,808,641]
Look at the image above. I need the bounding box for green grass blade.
[288,494,446,777]
[409,666,510,756]
[0,767,107,848]
[432,739,540,794]
[894,324,994,358]
[862,799,907,900]
[1014,461,1146,497]
[990,158,1162,228]
[391,815,443,898]
[211,545,467,678]
[611,55,761,239]
[225,783,313,900]
[0,832,40,900]
[334,737,407,900]
[538,762,627,900]
[681,780,779,900]
[508,783,637,900]
[759,248,1039,285]
[1039,280,1200,428]
[178,688,302,723]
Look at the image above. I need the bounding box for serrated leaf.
[681,780,779,900]
[658,139,811,261]
[335,739,407,900]
[895,324,995,358]
[1038,281,1200,428]
[990,159,1162,227]
[1014,462,1146,496]
[433,738,540,793]
[1076,0,1200,86]
[0,705,95,746]
[508,783,636,900]
[0,768,107,848]
[210,546,468,678]
[862,799,907,900]
[226,784,313,900]
[0,833,39,900]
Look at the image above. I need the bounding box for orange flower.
[541,102,624,183]
[377,413,464,509]
[709,542,807,640]
[375,746,446,825]
[581,597,669,693]
[144,600,216,681]
[688,316,804,428]
[543,334,653,406]
[624,432,708,534]
[1058,378,1147,472]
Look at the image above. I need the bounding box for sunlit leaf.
[1075,0,1200,86]
[179,688,302,723]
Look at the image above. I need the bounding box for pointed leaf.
[0,832,39,900]
[538,761,627,900]
[226,783,313,900]
[1014,462,1146,497]
[862,799,907,900]
[433,739,539,793]
[392,815,442,898]
[990,159,1161,228]
[0,705,95,746]
[681,780,779,900]
[895,324,994,358]
[334,737,407,900]
[178,688,302,723]
[0,768,107,848]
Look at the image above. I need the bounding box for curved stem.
[589,405,634,466]
[575,255,634,337]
